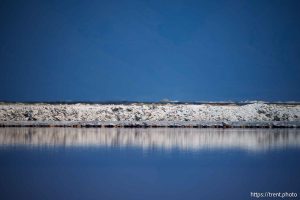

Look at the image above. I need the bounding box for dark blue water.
[2,100,300,105]
[0,128,300,200]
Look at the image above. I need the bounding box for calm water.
[0,128,300,200]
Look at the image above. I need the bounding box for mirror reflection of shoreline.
[0,128,299,151]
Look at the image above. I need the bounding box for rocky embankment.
[0,103,300,128]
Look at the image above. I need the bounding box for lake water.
[0,128,300,200]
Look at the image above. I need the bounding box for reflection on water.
[0,128,299,151]
[1,128,300,200]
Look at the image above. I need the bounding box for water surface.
[0,128,300,200]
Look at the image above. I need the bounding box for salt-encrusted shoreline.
[0,103,300,128]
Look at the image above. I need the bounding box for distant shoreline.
[1,121,300,128]
[0,102,299,128]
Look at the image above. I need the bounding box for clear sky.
[0,0,300,102]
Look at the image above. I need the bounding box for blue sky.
[0,0,300,102]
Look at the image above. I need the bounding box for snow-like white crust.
[0,103,299,127]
